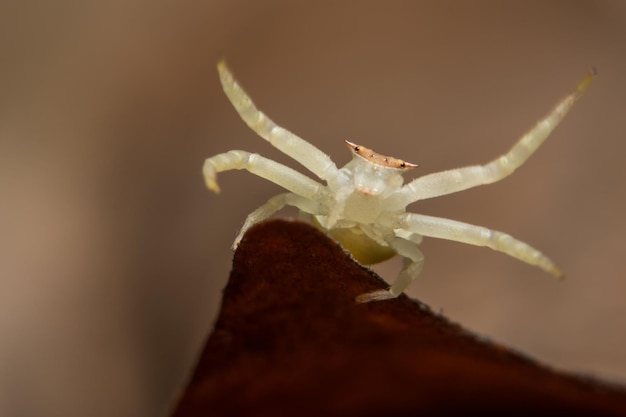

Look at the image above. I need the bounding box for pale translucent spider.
[204,61,594,303]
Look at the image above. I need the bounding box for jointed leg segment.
[356,237,425,303]
[399,70,595,204]
[399,213,562,277]
[218,61,338,180]
[203,150,323,199]
[233,192,325,248]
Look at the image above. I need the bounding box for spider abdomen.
[328,226,396,265]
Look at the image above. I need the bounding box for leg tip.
[205,179,221,193]
[576,68,597,96]
[355,289,394,303]
[203,162,221,193]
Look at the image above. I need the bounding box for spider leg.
[203,150,323,199]
[399,213,562,277]
[355,238,425,303]
[218,61,339,180]
[399,70,595,205]
[233,192,324,249]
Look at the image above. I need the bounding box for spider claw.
[205,179,221,193]
[203,161,221,193]
[551,266,564,280]
[575,68,597,98]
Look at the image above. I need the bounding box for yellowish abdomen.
[327,226,396,265]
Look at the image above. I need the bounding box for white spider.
[204,61,594,303]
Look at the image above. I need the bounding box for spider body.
[204,61,594,303]
[313,141,418,264]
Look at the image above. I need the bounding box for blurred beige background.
[1,1,625,416]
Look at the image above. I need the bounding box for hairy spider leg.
[356,237,425,303]
[233,192,325,249]
[218,61,339,181]
[399,70,595,205]
[399,213,562,277]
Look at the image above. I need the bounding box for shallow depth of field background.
[1,1,625,416]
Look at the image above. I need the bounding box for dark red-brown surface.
[172,219,626,417]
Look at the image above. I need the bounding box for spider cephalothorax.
[204,60,594,302]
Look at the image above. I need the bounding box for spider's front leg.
[203,150,322,198]
[203,150,326,248]
[218,61,339,181]
[356,238,425,303]
[398,70,595,205]
[399,213,562,277]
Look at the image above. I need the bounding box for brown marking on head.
[344,140,418,170]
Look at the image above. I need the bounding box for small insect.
[204,60,594,303]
